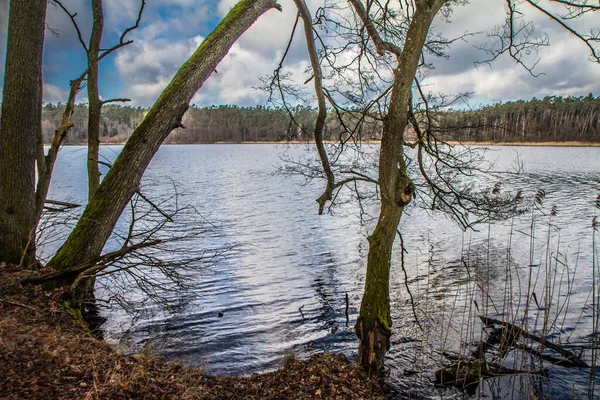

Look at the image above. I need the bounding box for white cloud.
[419,0,600,105]
[115,29,309,107]
[217,0,322,60]
[421,35,600,104]
[43,83,69,104]
[194,43,310,105]
[29,0,598,108]
[115,35,203,105]
[114,1,315,107]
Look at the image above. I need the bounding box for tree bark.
[0,0,47,266]
[35,90,46,187]
[355,1,442,375]
[49,0,281,271]
[292,0,335,215]
[87,0,104,200]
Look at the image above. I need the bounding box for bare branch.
[21,239,162,285]
[348,0,401,56]
[525,0,600,62]
[51,0,88,52]
[475,0,549,76]
[293,0,337,214]
[100,98,131,106]
[99,0,146,61]
[119,0,145,44]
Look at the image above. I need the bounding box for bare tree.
[283,0,599,374]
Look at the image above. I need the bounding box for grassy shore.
[0,263,384,399]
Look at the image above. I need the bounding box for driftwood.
[515,343,584,368]
[438,315,589,393]
[479,316,589,368]
[45,199,80,208]
[435,358,547,393]
[43,199,81,212]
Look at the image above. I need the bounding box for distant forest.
[440,94,600,143]
[39,94,600,144]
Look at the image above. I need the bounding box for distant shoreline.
[56,140,600,147]
[449,141,600,147]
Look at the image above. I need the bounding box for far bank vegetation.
[35,94,600,145]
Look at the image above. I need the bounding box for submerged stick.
[345,293,349,327]
[479,316,589,368]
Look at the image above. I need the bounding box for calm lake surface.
[44,144,600,399]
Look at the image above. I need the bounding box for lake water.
[44,144,600,399]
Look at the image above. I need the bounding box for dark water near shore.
[44,144,600,398]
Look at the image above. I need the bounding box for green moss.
[61,299,82,318]
[49,188,115,270]
[61,299,91,333]
[378,317,391,332]
[361,236,392,334]
[466,360,481,375]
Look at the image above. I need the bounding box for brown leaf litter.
[0,263,384,399]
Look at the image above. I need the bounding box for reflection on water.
[44,144,600,398]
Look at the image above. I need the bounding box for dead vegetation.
[0,263,384,399]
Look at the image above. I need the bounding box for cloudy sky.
[0,0,598,108]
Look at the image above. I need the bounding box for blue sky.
[0,0,599,108]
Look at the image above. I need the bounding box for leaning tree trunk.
[355,4,441,375]
[48,0,281,272]
[87,0,104,200]
[0,0,47,266]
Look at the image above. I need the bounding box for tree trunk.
[87,0,104,200]
[36,91,46,187]
[48,0,281,271]
[355,3,440,375]
[0,0,47,266]
[35,75,86,224]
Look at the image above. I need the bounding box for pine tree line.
[38,94,599,144]
[438,94,600,143]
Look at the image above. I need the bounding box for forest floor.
[0,262,385,399]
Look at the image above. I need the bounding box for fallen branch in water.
[479,316,589,368]
[435,358,548,392]
[43,199,81,212]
